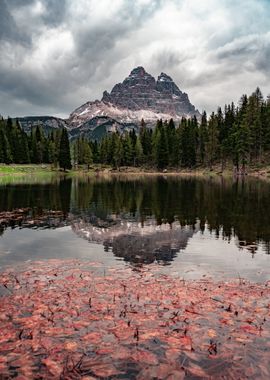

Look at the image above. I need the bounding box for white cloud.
[0,0,270,118]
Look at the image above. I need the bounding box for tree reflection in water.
[1,175,270,264]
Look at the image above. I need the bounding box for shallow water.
[0,175,270,281]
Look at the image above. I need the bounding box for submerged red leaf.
[0,259,269,379]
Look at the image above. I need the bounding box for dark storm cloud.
[41,0,68,26]
[7,0,34,6]
[214,33,270,77]
[0,0,270,118]
[0,0,67,52]
[152,50,183,71]
[72,1,162,57]
[0,0,27,43]
[6,0,67,26]
[0,0,59,46]
[256,44,270,75]
[0,0,164,117]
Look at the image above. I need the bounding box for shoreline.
[0,164,270,181]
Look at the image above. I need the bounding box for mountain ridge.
[18,67,200,140]
[69,66,200,128]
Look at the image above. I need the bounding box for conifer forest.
[1,88,270,172]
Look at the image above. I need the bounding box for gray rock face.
[102,67,156,111]
[101,66,198,117]
[17,116,68,135]
[69,116,138,142]
[18,67,200,140]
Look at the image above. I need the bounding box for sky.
[0,0,270,118]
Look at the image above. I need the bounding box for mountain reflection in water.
[0,175,270,266]
[71,217,197,264]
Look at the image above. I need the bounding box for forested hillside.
[1,88,270,172]
[0,118,71,170]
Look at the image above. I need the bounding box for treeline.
[1,87,270,171]
[85,87,269,171]
[0,118,71,170]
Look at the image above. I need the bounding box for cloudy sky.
[0,0,270,118]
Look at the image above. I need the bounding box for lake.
[0,174,269,282]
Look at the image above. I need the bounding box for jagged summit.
[156,72,182,96]
[131,66,146,73]
[18,67,201,141]
[158,72,173,81]
[99,66,199,117]
[130,66,148,76]
[67,67,200,139]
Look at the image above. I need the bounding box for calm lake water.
[0,175,270,281]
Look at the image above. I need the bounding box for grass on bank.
[0,164,61,184]
[0,164,56,175]
[1,163,270,180]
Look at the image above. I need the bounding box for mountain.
[71,216,197,265]
[103,67,198,116]
[69,115,138,141]
[18,67,200,140]
[17,116,68,134]
[69,66,200,131]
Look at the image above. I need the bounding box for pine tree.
[221,104,235,170]
[178,118,197,168]
[0,129,5,163]
[0,128,12,164]
[139,124,151,163]
[59,128,71,171]
[248,87,264,162]
[135,136,144,166]
[84,143,93,170]
[99,137,109,164]
[123,134,133,166]
[198,111,208,165]
[231,95,251,173]
[91,140,100,163]
[154,122,168,169]
[167,119,176,166]
[262,96,270,152]
[206,113,219,169]
[30,126,44,163]
[48,139,56,166]
[235,118,251,173]
[113,135,124,168]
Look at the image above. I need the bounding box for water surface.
[0,175,270,281]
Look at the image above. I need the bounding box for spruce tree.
[113,135,124,168]
[206,113,219,169]
[0,129,5,163]
[231,95,251,172]
[123,134,133,166]
[179,118,197,168]
[262,96,270,151]
[139,124,151,163]
[154,122,168,169]
[198,111,208,165]
[135,136,144,166]
[59,128,71,171]
[84,143,93,170]
[167,119,176,166]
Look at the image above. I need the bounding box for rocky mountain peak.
[102,66,156,111]
[68,67,200,138]
[156,72,183,97]
[157,72,173,82]
[19,67,200,142]
[100,66,198,117]
[129,66,147,76]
